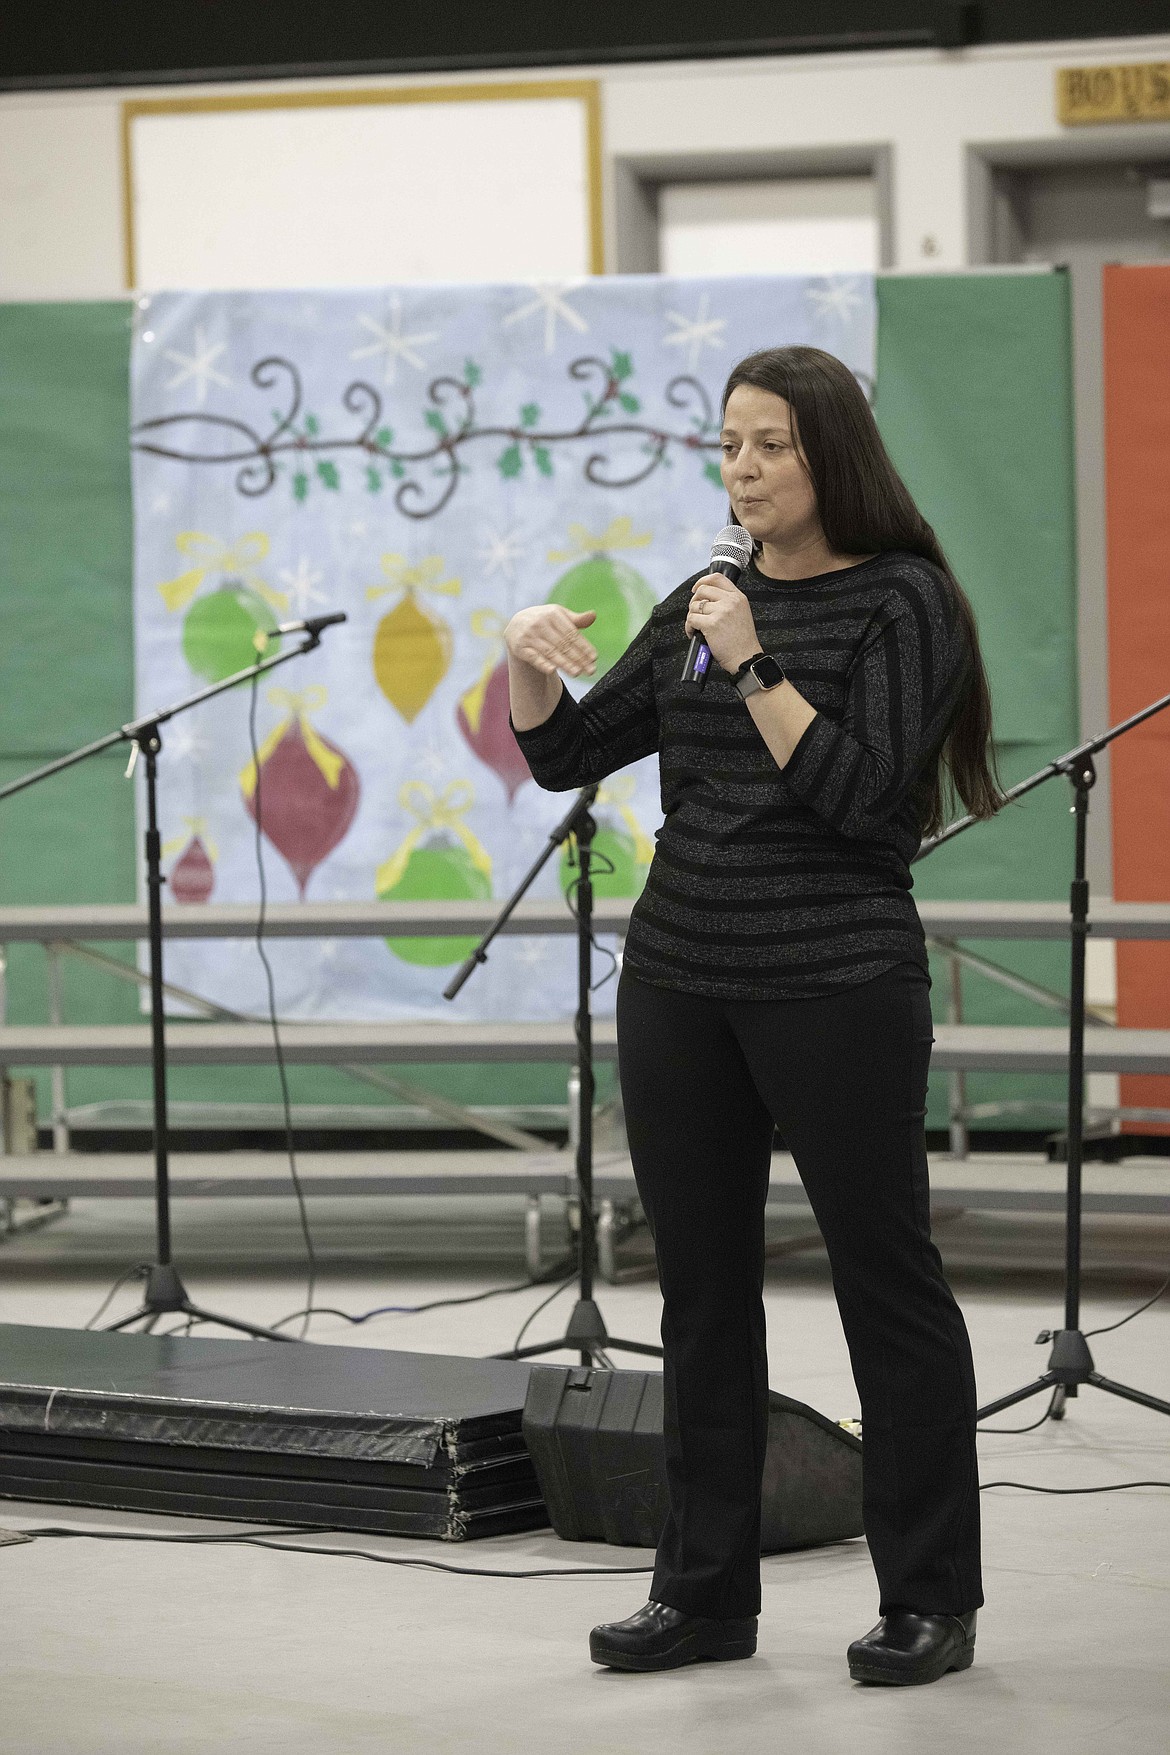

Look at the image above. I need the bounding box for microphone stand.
[0,620,345,1341]
[916,688,1170,1423]
[444,787,662,1369]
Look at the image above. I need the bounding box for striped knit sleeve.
[781,573,970,839]
[510,612,660,791]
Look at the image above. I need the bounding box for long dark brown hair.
[722,346,1001,835]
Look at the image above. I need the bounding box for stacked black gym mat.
[0,1324,549,1539]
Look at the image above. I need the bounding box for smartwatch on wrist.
[733,651,787,700]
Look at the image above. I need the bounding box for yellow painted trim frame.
[121,77,604,290]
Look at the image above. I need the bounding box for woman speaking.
[505,346,1000,1688]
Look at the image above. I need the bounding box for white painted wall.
[659,177,879,275]
[130,96,592,288]
[4,33,1170,297]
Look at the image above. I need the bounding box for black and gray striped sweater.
[512,550,972,1000]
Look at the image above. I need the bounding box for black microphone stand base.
[496,1296,663,1369]
[104,1262,291,1343]
[978,1328,1170,1423]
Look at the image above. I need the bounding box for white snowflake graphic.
[278,557,327,616]
[662,294,726,372]
[415,738,448,781]
[166,724,212,765]
[149,490,173,518]
[347,519,370,542]
[503,283,589,355]
[477,525,526,582]
[163,325,232,405]
[805,278,866,323]
[677,521,714,560]
[514,940,550,967]
[350,296,439,386]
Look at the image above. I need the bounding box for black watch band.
[732,652,766,680]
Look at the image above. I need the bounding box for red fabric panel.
[1103,265,1170,1132]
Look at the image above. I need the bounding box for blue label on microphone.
[695,646,711,677]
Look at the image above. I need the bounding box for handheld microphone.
[272,611,348,639]
[680,525,755,686]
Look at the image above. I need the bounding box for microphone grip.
[681,634,711,687]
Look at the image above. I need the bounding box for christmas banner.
[130,275,876,1021]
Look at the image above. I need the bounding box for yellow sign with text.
[1058,63,1170,126]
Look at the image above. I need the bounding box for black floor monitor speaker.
[522,1365,863,1552]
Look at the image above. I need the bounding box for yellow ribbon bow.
[459,609,507,735]
[239,686,344,798]
[161,816,219,861]
[376,780,492,894]
[546,516,651,564]
[597,776,656,865]
[366,552,462,603]
[157,531,286,614]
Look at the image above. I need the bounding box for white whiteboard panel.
[128,91,596,289]
[660,177,878,276]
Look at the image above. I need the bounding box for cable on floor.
[980,1480,1170,1495]
[266,1255,579,1335]
[84,1264,150,1329]
[510,1269,579,1354]
[10,1480,1170,1580]
[9,1525,655,1578]
[977,1388,1062,1436]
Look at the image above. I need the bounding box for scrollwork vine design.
[131,351,723,519]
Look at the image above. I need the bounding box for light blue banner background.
[131,274,875,1020]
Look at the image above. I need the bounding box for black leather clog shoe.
[589,1601,758,1672]
[847,1609,977,1685]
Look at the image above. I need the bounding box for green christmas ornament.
[560,825,648,900]
[182,583,282,683]
[380,841,492,967]
[547,555,655,677]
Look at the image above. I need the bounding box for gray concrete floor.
[0,1188,1168,1755]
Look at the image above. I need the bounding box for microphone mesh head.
[710,524,755,571]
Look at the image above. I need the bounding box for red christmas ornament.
[170,834,215,904]
[457,657,532,803]
[241,697,360,897]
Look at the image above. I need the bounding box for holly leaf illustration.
[619,392,641,414]
[293,471,309,502]
[375,426,394,448]
[520,402,540,429]
[304,413,320,436]
[498,443,523,480]
[425,410,448,436]
[391,459,406,479]
[366,465,383,493]
[703,460,724,487]
[534,445,553,477]
[611,350,633,381]
[317,460,341,490]
[464,359,482,387]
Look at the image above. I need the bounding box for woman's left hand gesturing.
[684,572,763,675]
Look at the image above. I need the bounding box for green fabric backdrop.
[875,270,1079,1128]
[0,275,1080,1131]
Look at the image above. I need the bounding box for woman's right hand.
[504,605,598,678]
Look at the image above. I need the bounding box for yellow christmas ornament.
[368,552,461,723]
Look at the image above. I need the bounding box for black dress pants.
[616,961,983,1622]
